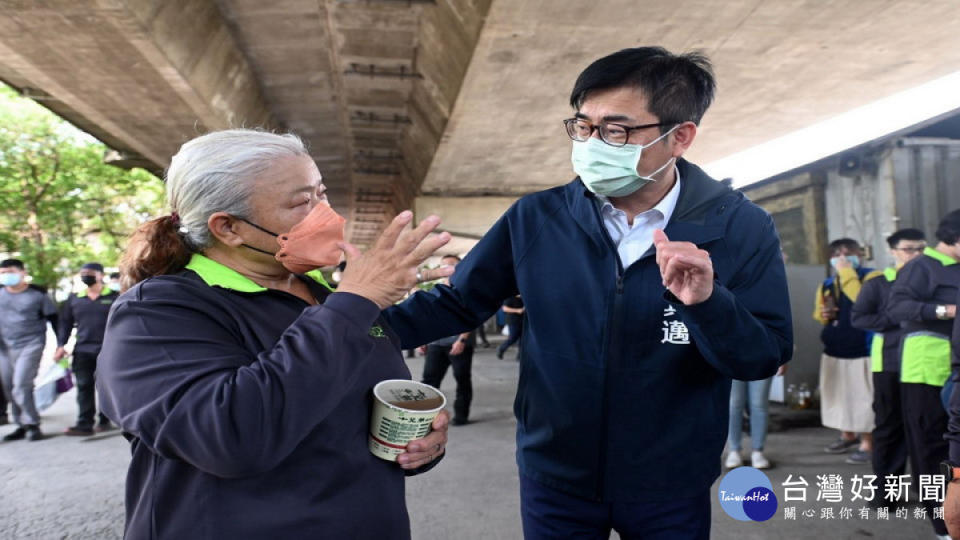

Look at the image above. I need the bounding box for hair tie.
[169,212,189,235]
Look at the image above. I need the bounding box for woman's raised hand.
[336,211,454,308]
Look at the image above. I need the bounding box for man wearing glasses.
[384,47,792,539]
[851,229,925,501]
[888,210,960,539]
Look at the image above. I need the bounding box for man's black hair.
[569,47,716,129]
[936,209,960,245]
[886,228,925,248]
[828,238,861,255]
[0,258,24,270]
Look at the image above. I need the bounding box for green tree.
[0,84,165,289]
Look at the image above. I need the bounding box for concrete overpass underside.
[3,0,960,250]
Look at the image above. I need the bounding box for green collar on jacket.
[185,254,333,293]
[78,285,114,296]
[924,246,958,266]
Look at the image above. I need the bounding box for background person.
[813,238,876,464]
[0,259,57,442]
[421,255,476,426]
[496,295,523,360]
[943,287,960,538]
[55,262,120,436]
[851,228,926,500]
[106,271,123,292]
[887,209,960,539]
[724,363,788,469]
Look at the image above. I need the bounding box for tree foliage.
[0,85,164,288]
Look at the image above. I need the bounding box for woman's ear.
[208,212,244,247]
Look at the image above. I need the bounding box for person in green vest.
[851,228,926,502]
[55,262,120,436]
[887,209,960,540]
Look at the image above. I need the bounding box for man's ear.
[208,212,245,247]
[670,122,698,157]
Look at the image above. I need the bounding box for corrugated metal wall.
[824,147,897,269]
[891,138,960,239]
[825,137,960,268]
[744,136,960,402]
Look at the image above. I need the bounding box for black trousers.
[73,351,110,429]
[871,372,908,487]
[422,344,473,422]
[476,324,489,346]
[497,320,523,357]
[901,382,948,535]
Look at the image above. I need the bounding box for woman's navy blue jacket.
[384,159,793,502]
[98,255,424,539]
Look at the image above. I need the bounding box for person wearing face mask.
[850,229,926,501]
[96,129,455,539]
[887,209,960,540]
[382,47,792,539]
[54,262,119,436]
[813,239,877,464]
[107,271,123,292]
[0,258,58,442]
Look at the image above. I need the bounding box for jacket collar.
[924,246,958,266]
[185,254,334,293]
[78,285,113,297]
[566,158,733,251]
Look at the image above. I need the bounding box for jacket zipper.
[591,201,625,501]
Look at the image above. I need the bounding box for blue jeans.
[727,377,773,451]
[0,336,44,426]
[941,369,957,411]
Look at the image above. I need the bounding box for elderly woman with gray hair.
[98,129,453,539]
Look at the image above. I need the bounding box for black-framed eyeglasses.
[563,117,670,147]
[893,246,925,253]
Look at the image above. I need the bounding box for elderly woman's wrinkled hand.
[397,410,449,470]
[336,211,454,308]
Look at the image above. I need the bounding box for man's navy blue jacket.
[384,159,793,502]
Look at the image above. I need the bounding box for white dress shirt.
[596,167,682,269]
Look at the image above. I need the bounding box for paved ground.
[0,339,943,539]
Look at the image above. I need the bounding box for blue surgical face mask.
[829,255,860,269]
[0,272,22,287]
[572,125,679,197]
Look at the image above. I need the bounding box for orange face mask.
[273,203,347,274]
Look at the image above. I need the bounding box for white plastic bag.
[34,357,72,412]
